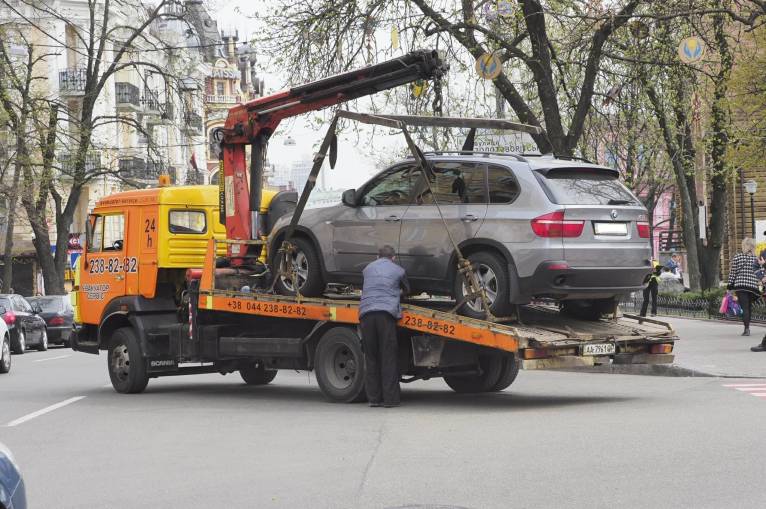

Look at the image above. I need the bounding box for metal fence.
[619,293,766,323]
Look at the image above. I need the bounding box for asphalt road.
[2,319,766,509]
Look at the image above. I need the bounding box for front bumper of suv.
[518,261,653,301]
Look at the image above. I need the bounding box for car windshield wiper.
[607,199,634,205]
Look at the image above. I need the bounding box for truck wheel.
[0,334,10,374]
[561,298,617,321]
[274,237,325,297]
[315,327,366,403]
[453,251,513,319]
[239,362,278,385]
[490,355,519,392]
[107,327,149,394]
[12,328,26,355]
[444,354,503,393]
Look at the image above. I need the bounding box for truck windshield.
[537,169,639,206]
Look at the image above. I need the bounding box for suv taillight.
[2,311,15,325]
[531,211,584,238]
[49,315,65,326]
[636,221,650,238]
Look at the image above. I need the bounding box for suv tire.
[453,251,513,319]
[561,298,617,321]
[274,237,325,297]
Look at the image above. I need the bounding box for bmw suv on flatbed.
[269,152,652,320]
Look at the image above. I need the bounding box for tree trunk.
[645,84,702,291]
[1,133,25,293]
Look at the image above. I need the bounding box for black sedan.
[26,295,74,347]
[0,294,48,354]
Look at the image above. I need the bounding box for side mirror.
[341,189,357,207]
[33,305,42,314]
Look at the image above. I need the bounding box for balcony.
[205,94,240,105]
[58,152,102,177]
[59,68,87,96]
[115,82,141,111]
[119,157,167,183]
[143,94,174,124]
[182,111,203,134]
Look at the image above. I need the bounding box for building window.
[216,82,225,96]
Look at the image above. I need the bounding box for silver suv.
[268,153,653,319]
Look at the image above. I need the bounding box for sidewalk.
[661,316,766,378]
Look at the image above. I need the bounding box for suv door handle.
[385,215,400,222]
[461,214,479,222]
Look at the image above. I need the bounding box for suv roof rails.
[420,150,528,162]
[522,153,595,164]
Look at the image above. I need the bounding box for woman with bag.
[727,238,760,336]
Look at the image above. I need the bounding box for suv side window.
[360,166,414,206]
[412,162,486,205]
[488,165,520,203]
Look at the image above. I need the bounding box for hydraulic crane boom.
[219,49,447,262]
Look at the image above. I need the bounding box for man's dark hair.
[378,245,396,259]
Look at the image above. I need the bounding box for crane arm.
[220,50,447,260]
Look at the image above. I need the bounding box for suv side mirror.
[341,189,357,207]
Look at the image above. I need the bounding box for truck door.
[80,212,128,325]
[138,208,158,298]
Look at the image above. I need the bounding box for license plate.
[583,343,616,356]
[594,222,628,235]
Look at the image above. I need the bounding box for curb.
[557,363,766,378]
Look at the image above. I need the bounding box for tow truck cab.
[72,184,294,352]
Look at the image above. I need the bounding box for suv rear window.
[537,168,638,205]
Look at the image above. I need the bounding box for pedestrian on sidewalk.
[359,245,410,408]
[640,265,662,317]
[751,251,766,352]
[727,237,760,337]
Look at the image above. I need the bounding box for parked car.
[26,295,74,347]
[0,304,10,374]
[0,442,26,509]
[268,154,653,320]
[0,295,48,353]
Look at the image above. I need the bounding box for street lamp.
[744,179,758,238]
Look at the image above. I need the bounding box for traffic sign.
[678,37,705,64]
[475,53,502,80]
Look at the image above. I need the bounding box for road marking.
[33,354,71,362]
[102,384,113,388]
[723,383,766,387]
[734,387,766,392]
[6,396,85,427]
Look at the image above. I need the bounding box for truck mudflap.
[70,325,99,354]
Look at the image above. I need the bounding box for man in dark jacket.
[640,265,662,317]
[359,245,410,408]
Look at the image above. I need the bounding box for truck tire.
[107,327,149,394]
[561,298,617,321]
[0,334,10,374]
[453,251,513,319]
[315,327,366,403]
[239,363,278,385]
[490,355,519,392]
[444,354,504,393]
[274,237,325,297]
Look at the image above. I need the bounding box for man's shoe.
[742,328,751,336]
[383,402,400,408]
[751,343,766,352]
[369,402,382,407]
